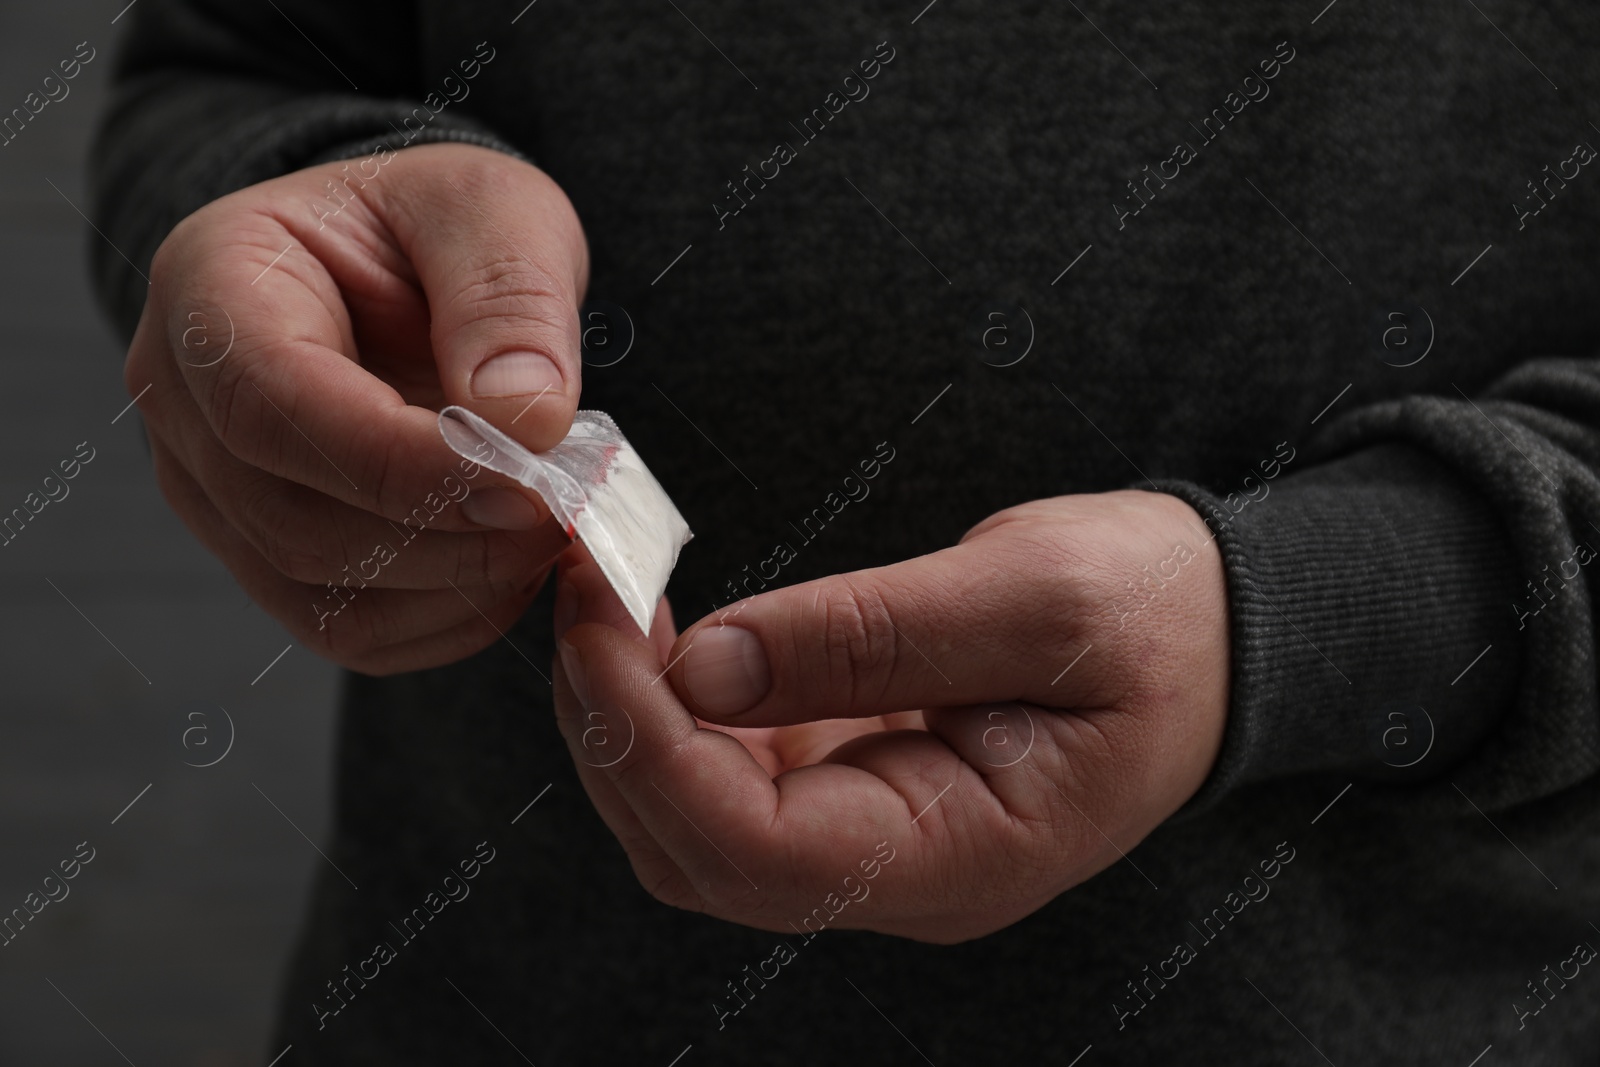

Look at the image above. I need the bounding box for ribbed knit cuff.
[1155,443,1522,819]
[305,124,527,168]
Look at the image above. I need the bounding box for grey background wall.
[0,4,341,1064]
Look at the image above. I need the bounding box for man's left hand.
[552,490,1229,943]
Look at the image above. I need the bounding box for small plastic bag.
[438,406,692,634]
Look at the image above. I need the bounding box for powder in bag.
[438,406,692,633]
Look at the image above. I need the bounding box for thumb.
[382,145,589,452]
[666,541,1054,726]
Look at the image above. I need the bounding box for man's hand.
[126,144,586,673]
[553,490,1230,943]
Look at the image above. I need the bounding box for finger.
[149,435,546,672]
[338,568,552,675]
[373,145,588,452]
[557,612,925,922]
[136,304,569,584]
[551,543,679,781]
[557,540,786,768]
[558,607,787,913]
[550,545,700,909]
[561,555,1124,942]
[558,569,1055,939]
[560,617,1017,931]
[914,702,1109,827]
[148,189,546,533]
[551,638,700,912]
[553,540,676,657]
[809,724,1082,942]
[664,540,1075,727]
[179,414,567,590]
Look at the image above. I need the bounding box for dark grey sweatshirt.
[90,1,1600,1063]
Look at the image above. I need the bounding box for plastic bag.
[438,406,692,633]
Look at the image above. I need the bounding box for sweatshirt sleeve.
[1161,357,1600,817]
[88,0,522,340]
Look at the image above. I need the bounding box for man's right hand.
[125,143,587,674]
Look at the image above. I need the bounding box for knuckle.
[639,863,703,913]
[122,340,154,407]
[350,609,497,674]
[148,213,200,284]
[607,744,651,791]
[449,156,581,243]
[261,539,329,586]
[243,488,339,583]
[448,152,526,202]
[438,615,503,662]
[474,530,540,586]
[695,872,767,914]
[356,430,402,520]
[451,529,497,588]
[205,350,265,458]
[442,588,528,657]
[455,255,568,328]
[301,585,419,664]
[642,867,688,908]
[303,608,379,665]
[816,580,901,704]
[124,298,173,403]
[147,234,179,285]
[992,538,1079,629]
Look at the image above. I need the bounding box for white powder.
[437,406,692,633]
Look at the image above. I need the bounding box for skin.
[125,144,584,672]
[554,490,1230,943]
[133,142,1231,940]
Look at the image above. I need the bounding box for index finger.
[153,190,529,532]
[558,613,982,924]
